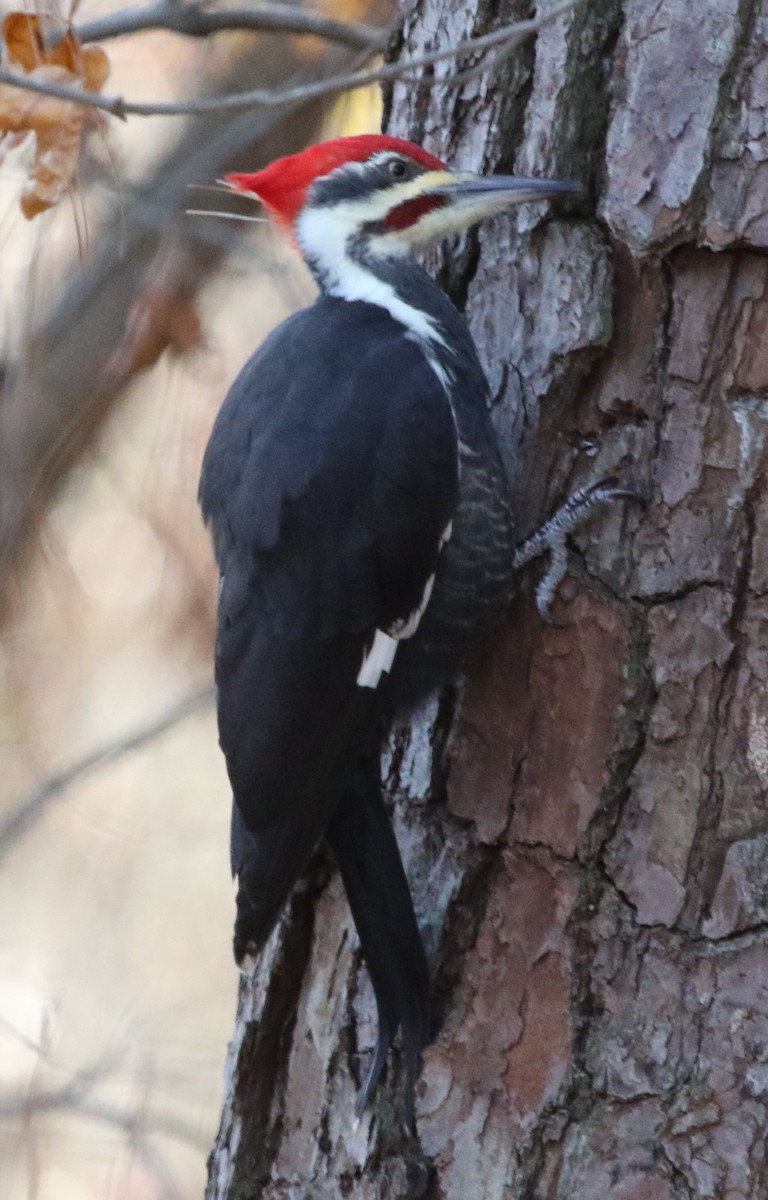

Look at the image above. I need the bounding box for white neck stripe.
[296,205,448,351]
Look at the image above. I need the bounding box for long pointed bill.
[389,170,582,248]
[428,175,583,203]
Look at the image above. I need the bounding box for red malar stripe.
[384,194,447,232]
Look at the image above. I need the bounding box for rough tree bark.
[206,1,768,1196]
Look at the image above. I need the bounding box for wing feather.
[199,297,458,958]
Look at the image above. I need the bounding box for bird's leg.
[512,477,644,624]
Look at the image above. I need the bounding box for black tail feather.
[228,672,379,966]
[326,760,430,1124]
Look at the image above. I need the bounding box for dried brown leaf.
[3,11,47,70]
[80,44,109,92]
[3,12,80,72]
[21,107,81,218]
[0,11,110,217]
[0,65,78,133]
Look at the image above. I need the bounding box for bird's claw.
[512,476,644,623]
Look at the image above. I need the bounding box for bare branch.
[0,1087,206,1148]
[70,1,386,52]
[0,1016,47,1059]
[0,0,580,120]
[0,1046,207,1165]
[0,685,215,861]
[0,1048,118,1118]
[0,1048,204,1200]
[130,1138,187,1200]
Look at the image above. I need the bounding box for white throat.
[295,204,448,351]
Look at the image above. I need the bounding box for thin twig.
[0,1088,206,1147]
[0,1059,203,1200]
[70,1,386,51]
[131,1138,187,1200]
[0,0,580,120]
[0,1016,46,1059]
[0,1048,118,1118]
[0,685,215,860]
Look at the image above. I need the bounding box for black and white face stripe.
[296,202,452,352]
[294,151,465,364]
[307,151,429,210]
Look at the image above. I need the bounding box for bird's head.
[226,135,580,277]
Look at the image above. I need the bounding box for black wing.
[200,296,458,958]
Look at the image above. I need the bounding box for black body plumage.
[200,253,515,1116]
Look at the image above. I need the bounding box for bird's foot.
[512,477,644,624]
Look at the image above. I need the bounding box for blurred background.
[0,1,385,1195]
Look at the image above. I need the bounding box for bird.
[198,134,617,1120]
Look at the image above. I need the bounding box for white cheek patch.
[298,205,448,350]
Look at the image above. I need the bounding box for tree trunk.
[206,2,768,1196]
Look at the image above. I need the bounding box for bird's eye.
[388,159,408,180]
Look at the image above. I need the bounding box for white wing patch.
[356,587,432,689]
[357,628,399,688]
[357,517,453,689]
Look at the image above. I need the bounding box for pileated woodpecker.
[199,135,621,1117]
